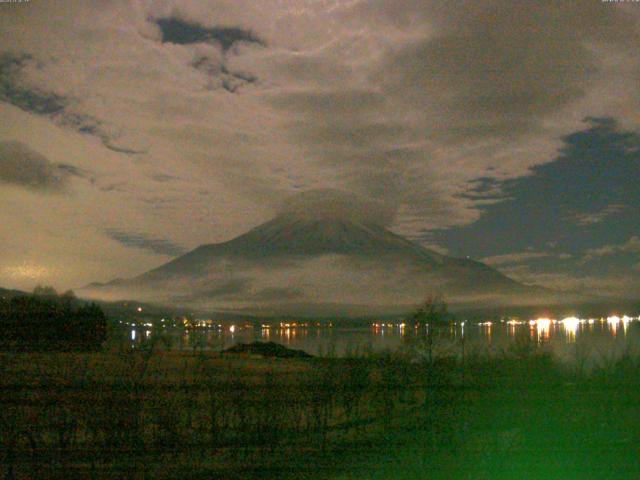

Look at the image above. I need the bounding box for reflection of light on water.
[538,319,551,339]
[603,315,636,336]
[607,316,620,336]
[282,328,291,344]
[531,318,551,340]
[506,319,521,338]
[561,317,580,341]
[125,310,639,357]
[479,321,492,340]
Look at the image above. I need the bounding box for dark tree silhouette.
[408,294,448,327]
[0,293,107,351]
[407,295,449,364]
[32,285,58,297]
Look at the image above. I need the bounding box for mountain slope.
[80,214,560,315]
[141,216,445,278]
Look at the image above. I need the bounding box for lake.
[124,314,640,366]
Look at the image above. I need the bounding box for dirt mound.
[222,341,313,358]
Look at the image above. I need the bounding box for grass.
[1,336,639,479]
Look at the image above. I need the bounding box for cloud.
[0,0,639,294]
[153,16,264,93]
[277,189,396,226]
[435,118,640,258]
[0,52,146,154]
[498,265,638,299]
[5,1,640,226]
[0,53,66,115]
[105,229,187,257]
[583,236,640,260]
[250,0,640,231]
[483,251,571,267]
[574,204,627,226]
[0,141,78,192]
[189,279,250,299]
[155,17,265,52]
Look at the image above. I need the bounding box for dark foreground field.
[1,341,639,479]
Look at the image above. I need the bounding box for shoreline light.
[531,318,552,338]
[561,316,580,338]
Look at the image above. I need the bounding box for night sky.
[0,1,638,299]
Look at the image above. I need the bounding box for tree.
[408,294,448,327]
[407,295,448,364]
[61,290,76,299]
[33,285,58,297]
[0,295,107,351]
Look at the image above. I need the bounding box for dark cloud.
[0,141,78,193]
[55,164,83,177]
[105,229,187,257]
[192,57,257,93]
[102,143,146,155]
[381,16,591,133]
[372,1,637,138]
[266,0,640,235]
[48,111,147,154]
[151,173,178,183]
[153,15,264,94]
[461,177,507,202]
[220,67,257,93]
[0,53,66,115]
[155,17,265,52]
[0,52,146,154]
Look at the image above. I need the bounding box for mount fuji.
[80,191,563,316]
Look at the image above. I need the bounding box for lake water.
[125,315,640,366]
